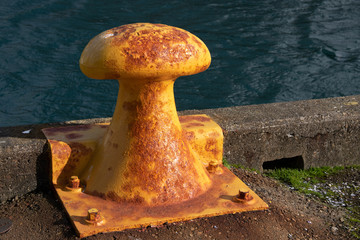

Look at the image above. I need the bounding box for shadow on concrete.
[0,118,110,202]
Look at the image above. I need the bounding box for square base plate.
[43,122,268,238]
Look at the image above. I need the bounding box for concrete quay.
[1,95,360,203]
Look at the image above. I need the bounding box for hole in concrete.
[262,156,304,170]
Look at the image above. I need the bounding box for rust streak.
[66,133,83,140]
[185,123,205,128]
[108,24,201,71]
[179,115,211,123]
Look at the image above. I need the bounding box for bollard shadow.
[0,118,110,199]
[71,215,88,226]
[219,194,237,203]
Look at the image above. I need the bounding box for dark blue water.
[1,0,359,127]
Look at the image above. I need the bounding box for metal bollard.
[43,23,268,238]
[79,23,212,205]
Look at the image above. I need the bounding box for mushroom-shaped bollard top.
[80,23,211,80]
[79,23,212,206]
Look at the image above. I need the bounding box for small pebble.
[331,226,338,234]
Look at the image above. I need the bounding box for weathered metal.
[78,23,213,205]
[43,23,268,238]
[233,190,254,203]
[85,208,105,226]
[66,176,82,192]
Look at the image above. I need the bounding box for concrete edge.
[1,95,360,202]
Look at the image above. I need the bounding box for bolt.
[65,176,82,192]
[85,208,104,225]
[87,208,100,221]
[207,160,219,173]
[233,190,253,203]
[70,176,80,189]
[238,190,251,200]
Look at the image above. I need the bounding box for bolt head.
[233,190,254,203]
[85,208,105,226]
[207,160,219,173]
[87,208,101,222]
[70,176,80,189]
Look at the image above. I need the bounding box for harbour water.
[0,0,359,126]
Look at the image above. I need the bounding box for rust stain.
[185,122,205,128]
[102,81,209,205]
[107,191,145,204]
[184,131,195,141]
[69,142,92,162]
[205,138,219,158]
[49,140,72,183]
[66,133,83,140]
[49,140,71,164]
[108,24,201,71]
[67,199,82,210]
[197,63,210,73]
[191,35,204,48]
[179,115,211,123]
[209,131,220,138]
[56,142,93,186]
[59,166,267,232]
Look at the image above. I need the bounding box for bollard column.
[79,23,212,205]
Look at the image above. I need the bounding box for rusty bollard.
[79,23,212,205]
[42,22,269,238]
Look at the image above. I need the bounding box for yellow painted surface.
[180,114,224,165]
[58,166,268,238]
[79,23,211,80]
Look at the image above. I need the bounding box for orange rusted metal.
[43,120,268,238]
[180,114,224,165]
[42,23,268,238]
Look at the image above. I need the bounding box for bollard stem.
[81,78,212,205]
[110,79,180,140]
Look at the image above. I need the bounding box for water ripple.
[0,0,360,126]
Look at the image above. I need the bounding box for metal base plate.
[43,121,268,238]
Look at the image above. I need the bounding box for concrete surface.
[1,95,360,203]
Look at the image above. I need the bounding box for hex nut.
[85,208,105,226]
[233,190,254,203]
[65,176,82,192]
[207,160,219,173]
